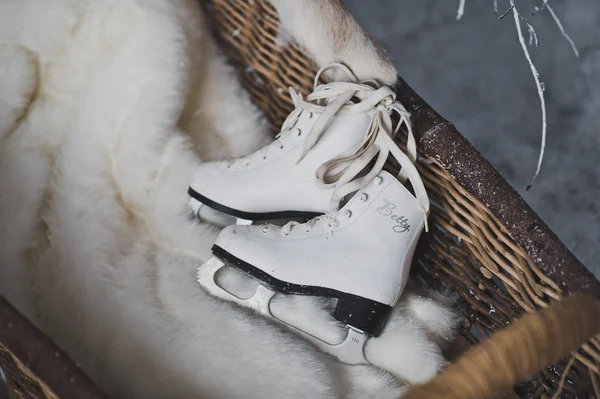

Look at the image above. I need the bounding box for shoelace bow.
[254,64,430,236]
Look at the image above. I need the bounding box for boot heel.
[334,296,392,337]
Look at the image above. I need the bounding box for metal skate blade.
[272,317,370,365]
[188,198,238,228]
[198,258,370,366]
[197,257,275,315]
[188,197,201,216]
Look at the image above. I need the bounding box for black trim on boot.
[188,187,322,221]
[212,245,392,336]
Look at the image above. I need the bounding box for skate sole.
[212,245,391,337]
[188,187,323,222]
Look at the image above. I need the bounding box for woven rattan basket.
[1,1,599,398]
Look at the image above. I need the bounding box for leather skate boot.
[197,120,429,365]
[188,63,416,225]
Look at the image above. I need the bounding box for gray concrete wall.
[345,0,600,277]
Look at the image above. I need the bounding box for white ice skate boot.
[188,64,416,225]
[197,125,429,365]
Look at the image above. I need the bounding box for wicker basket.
[0,296,106,399]
[1,0,599,398]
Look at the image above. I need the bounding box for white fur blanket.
[0,1,458,398]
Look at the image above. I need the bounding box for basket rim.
[0,295,107,399]
[394,76,600,297]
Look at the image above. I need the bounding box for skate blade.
[188,197,240,227]
[188,197,253,226]
[197,257,369,366]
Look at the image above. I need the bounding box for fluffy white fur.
[0,1,459,398]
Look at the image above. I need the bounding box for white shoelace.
[264,210,339,238]
[229,64,416,169]
[254,64,430,236]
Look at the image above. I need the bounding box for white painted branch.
[544,1,580,57]
[510,1,547,190]
[457,0,466,20]
[458,0,579,188]
[524,19,539,47]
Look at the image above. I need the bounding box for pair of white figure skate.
[189,64,430,365]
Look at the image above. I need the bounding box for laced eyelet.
[344,210,352,218]
[360,193,368,202]
[374,176,383,185]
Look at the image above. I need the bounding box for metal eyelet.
[344,210,352,218]
[308,112,313,119]
[262,156,267,160]
[280,145,284,149]
[374,176,383,185]
[360,193,368,202]
[295,128,302,136]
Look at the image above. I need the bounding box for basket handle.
[403,294,600,399]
